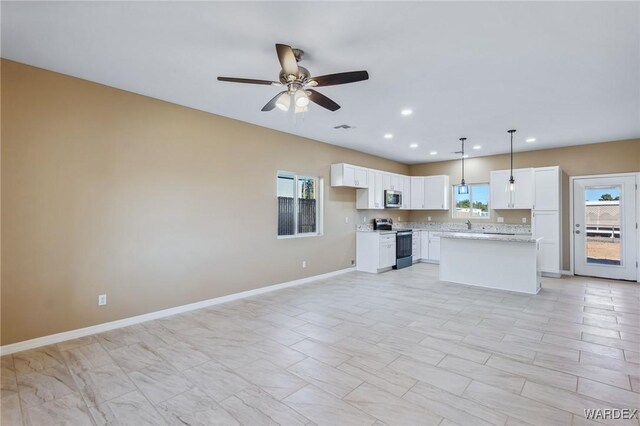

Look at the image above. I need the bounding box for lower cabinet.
[532,210,561,276]
[428,233,441,262]
[356,232,396,273]
[418,231,440,263]
[412,231,421,262]
[379,239,396,269]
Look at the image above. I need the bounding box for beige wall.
[0,60,409,345]
[409,140,640,270]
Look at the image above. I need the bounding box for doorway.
[572,174,637,280]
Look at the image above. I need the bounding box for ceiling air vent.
[334,124,354,129]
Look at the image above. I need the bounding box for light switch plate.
[522,217,527,223]
[497,217,504,223]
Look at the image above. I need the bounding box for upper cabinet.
[356,170,384,210]
[410,176,449,210]
[490,168,533,209]
[331,163,369,188]
[410,177,425,209]
[400,176,411,209]
[331,163,447,211]
[424,175,450,210]
[382,173,401,191]
[533,166,560,211]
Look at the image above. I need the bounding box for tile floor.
[1,264,639,425]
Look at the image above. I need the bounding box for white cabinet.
[490,168,533,209]
[382,173,401,191]
[412,231,421,262]
[532,166,561,276]
[410,177,425,209]
[428,233,441,262]
[420,231,430,260]
[331,163,368,188]
[533,166,560,211]
[490,170,512,209]
[512,169,534,209]
[356,170,384,210]
[424,175,450,210]
[533,210,560,275]
[379,235,397,269]
[400,176,411,209]
[415,231,441,263]
[356,232,396,273]
[409,176,449,210]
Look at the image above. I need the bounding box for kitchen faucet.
[466,220,472,230]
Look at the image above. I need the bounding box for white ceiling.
[2,1,638,164]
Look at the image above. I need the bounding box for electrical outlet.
[522,217,527,223]
[302,261,307,268]
[497,217,504,223]
[427,216,431,221]
[397,216,401,222]
[98,294,107,306]
[345,216,349,224]
[362,216,367,223]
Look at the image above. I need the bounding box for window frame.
[451,182,491,220]
[276,171,323,239]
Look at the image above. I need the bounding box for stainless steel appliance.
[394,229,413,269]
[384,190,402,208]
[373,219,413,270]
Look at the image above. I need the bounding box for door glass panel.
[584,185,621,265]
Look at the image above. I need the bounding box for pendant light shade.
[507,129,516,192]
[458,137,468,195]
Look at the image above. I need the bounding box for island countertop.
[438,232,541,243]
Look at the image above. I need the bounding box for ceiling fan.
[217,44,369,113]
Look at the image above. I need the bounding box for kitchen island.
[439,232,543,294]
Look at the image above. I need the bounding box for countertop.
[439,232,542,243]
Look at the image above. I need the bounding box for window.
[452,183,490,219]
[277,172,322,237]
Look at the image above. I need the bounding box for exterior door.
[573,175,637,280]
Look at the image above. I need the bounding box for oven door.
[396,231,413,258]
[385,190,402,208]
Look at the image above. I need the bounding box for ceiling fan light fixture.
[295,90,310,107]
[275,92,290,111]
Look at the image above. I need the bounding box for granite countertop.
[357,222,532,235]
[356,230,397,234]
[439,232,542,243]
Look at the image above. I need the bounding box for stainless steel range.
[373,218,413,270]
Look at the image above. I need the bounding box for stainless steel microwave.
[384,190,402,208]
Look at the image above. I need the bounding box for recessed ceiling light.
[401,109,413,116]
[472,145,482,150]
[383,133,393,139]
[526,138,536,143]
[409,143,418,148]
[430,151,438,155]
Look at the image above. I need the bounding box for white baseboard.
[0,267,355,356]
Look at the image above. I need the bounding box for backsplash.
[356,221,531,234]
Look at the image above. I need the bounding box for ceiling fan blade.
[312,71,369,87]
[275,44,299,77]
[307,89,340,111]
[261,91,287,111]
[218,77,279,86]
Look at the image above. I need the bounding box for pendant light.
[458,137,469,195]
[507,129,516,192]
